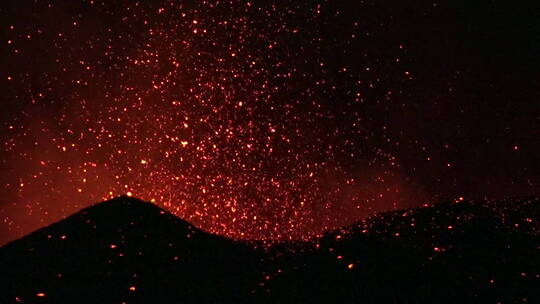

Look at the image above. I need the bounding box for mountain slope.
[262,198,540,303]
[1,196,539,303]
[0,196,263,303]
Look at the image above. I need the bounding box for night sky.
[0,0,538,245]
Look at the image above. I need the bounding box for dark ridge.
[1,196,200,249]
[0,196,264,303]
[1,196,539,303]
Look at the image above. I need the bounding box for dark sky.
[0,0,538,245]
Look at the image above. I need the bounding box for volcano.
[1,196,539,303]
[0,197,263,303]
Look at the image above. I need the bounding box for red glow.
[2,0,534,247]
[0,0,426,243]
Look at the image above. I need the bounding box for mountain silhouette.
[263,198,540,303]
[1,196,539,303]
[0,197,263,303]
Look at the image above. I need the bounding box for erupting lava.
[1,0,536,244]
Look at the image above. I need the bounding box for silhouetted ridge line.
[1,197,538,303]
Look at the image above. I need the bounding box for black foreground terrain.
[1,196,539,303]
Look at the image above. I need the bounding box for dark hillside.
[0,197,263,303]
[1,197,539,303]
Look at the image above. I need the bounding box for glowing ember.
[0,0,422,243]
[0,0,537,244]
